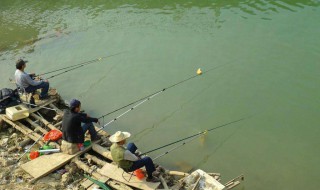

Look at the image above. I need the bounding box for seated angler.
[14,59,49,100]
[61,99,101,154]
[109,131,160,183]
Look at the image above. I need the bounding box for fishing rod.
[16,134,44,163]
[97,67,214,130]
[97,90,163,132]
[22,102,57,111]
[141,116,249,155]
[153,134,200,161]
[37,51,125,76]
[98,64,228,120]
[45,65,84,79]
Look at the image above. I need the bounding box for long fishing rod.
[37,51,125,76]
[16,134,44,163]
[141,116,249,155]
[45,65,84,79]
[153,134,200,161]
[22,102,57,111]
[97,90,163,132]
[98,64,228,120]
[96,67,211,130]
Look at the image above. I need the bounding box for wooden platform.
[99,163,160,190]
[20,143,95,180]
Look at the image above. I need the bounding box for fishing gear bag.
[0,88,21,114]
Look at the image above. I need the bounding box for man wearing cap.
[110,131,160,183]
[14,59,49,100]
[61,99,100,154]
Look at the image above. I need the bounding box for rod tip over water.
[197,68,202,75]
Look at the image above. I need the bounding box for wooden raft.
[99,163,160,190]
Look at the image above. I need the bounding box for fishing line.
[141,116,250,155]
[45,65,84,79]
[98,63,229,120]
[38,51,125,76]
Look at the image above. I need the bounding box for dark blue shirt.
[62,109,98,143]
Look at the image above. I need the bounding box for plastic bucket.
[134,169,145,180]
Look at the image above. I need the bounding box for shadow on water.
[0,0,319,54]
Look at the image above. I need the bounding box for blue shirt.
[15,69,42,88]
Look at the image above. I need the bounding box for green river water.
[0,1,319,189]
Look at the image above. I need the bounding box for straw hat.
[109,131,131,143]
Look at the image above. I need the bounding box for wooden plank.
[49,103,63,115]
[94,125,110,137]
[74,158,108,181]
[15,121,44,141]
[87,185,99,190]
[84,153,108,167]
[191,175,201,190]
[25,118,48,134]
[30,113,59,131]
[24,118,37,129]
[225,174,244,189]
[24,118,60,149]
[20,142,96,180]
[74,158,132,190]
[159,175,169,189]
[226,181,240,189]
[99,163,160,190]
[28,98,57,113]
[81,179,94,189]
[2,116,44,146]
[21,153,74,179]
[168,171,189,177]
[92,144,113,161]
[53,121,62,128]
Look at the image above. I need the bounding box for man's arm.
[22,73,42,86]
[78,113,99,124]
[124,150,139,161]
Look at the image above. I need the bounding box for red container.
[29,151,40,160]
[134,169,145,180]
[43,129,62,141]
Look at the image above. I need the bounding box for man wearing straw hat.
[110,131,160,182]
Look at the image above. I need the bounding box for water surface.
[1,1,319,189]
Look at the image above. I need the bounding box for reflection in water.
[193,123,245,169]
[174,161,194,173]
[0,0,319,53]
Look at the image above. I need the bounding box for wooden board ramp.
[20,143,97,181]
[99,162,160,190]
